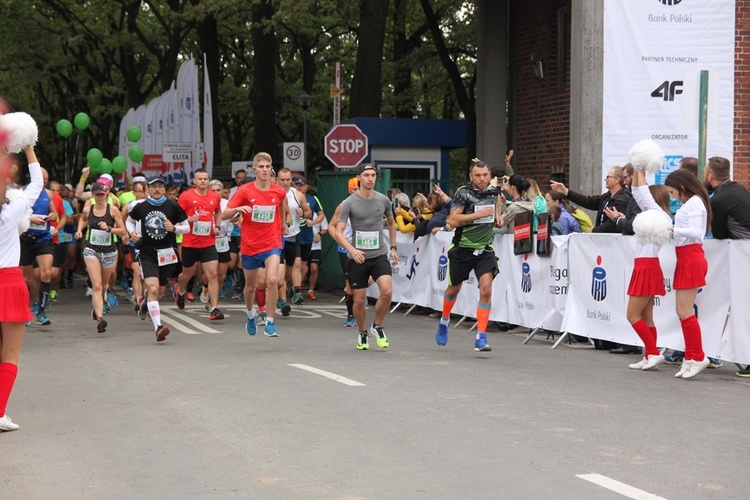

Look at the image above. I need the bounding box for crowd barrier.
[367,232,750,365]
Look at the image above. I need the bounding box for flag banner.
[602,0,735,183]
[203,53,214,176]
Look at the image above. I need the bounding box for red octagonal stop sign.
[324,124,369,168]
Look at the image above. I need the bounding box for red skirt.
[628,257,666,296]
[674,244,708,289]
[0,267,33,323]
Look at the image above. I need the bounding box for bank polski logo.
[437,247,448,282]
[657,0,682,5]
[591,255,607,301]
[521,254,532,293]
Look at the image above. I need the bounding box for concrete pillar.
[476,0,508,167]
[569,0,604,194]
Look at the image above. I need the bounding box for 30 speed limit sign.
[283,142,305,170]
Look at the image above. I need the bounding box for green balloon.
[128,145,144,162]
[74,112,90,131]
[126,126,142,142]
[99,158,112,174]
[89,162,100,175]
[56,119,73,137]
[86,148,103,168]
[112,156,128,174]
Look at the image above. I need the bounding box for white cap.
[100,173,114,183]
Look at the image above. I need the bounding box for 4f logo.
[651,80,683,101]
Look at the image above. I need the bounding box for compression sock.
[442,293,457,321]
[476,303,491,334]
[148,301,161,330]
[345,293,354,317]
[39,281,51,312]
[255,287,266,309]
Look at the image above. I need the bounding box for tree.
[349,0,390,118]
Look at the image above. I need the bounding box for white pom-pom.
[0,112,38,154]
[628,139,664,174]
[633,209,672,246]
[4,188,32,234]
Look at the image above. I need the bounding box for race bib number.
[157,247,178,266]
[252,205,275,223]
[474,204,495,224]
[193,220,212,236]
[355,230,379,250]
[30,214,48,231]
[89,228,112,246]
[216,236,230,253]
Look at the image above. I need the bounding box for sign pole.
[697,70,709,179]
[333,62,341,127]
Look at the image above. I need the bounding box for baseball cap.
[92,182,109,195]
[100,173,114,184]
[64,183,73,191]
[293,176,306,185]
[357,163,376,175]
[147,176,166,185]
[132,175,147,184]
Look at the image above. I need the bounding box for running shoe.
[370,324,389,348]
[707,357,722,368]
[35,311,51,326]
[306,290,317,301]
[97,318,107,333]
[0,414,19,431]
[91,309,97,321]
[121,276,129,290]
[186,292,196,303]
[292,292,304,305]
[232,292,244,300]
[246,317,257,336]
[436,322,448,346]
[219,288,227,299]
[279,300,291,316]
[664,351,684,365]
[257,310,267,326]
[155,324,170,342]
[50,290,58,302]
[736,366,750,378]
[356,332,369,350]
[344,315,356,327]
[31,302,39,315]
[137,297,148,320]
[103,303,110,315]
[474,333,491,352]
[209,307,224,321]
[107,290,118,308]
[200,286,209,303]
[264,322,279,337]
[175,292,186,310]
[171,283,179,299]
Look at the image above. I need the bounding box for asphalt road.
[2,282,748,499]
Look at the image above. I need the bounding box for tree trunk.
[349,0,390,118]
[197,12,222,166]
[251,0,279,159]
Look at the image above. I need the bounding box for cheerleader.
[626,169,673,371]
[0,146,43,431]
[664,169,712,379]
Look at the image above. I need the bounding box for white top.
[631,185,673,258]
[312,217,328,251]
[0,162,43,268]
[284,187,302,238]
[217,198,233,236]
[673,195,707,247]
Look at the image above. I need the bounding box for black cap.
[293,176,306,185]
[357,163,376,175]
[147,176,166,185]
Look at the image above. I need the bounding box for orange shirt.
[178,188,221,248]
[227,181,286,256]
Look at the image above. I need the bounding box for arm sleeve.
[126,217,137,234]
[173,220,190,235]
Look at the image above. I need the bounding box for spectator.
[414,186,453,238]
[604,163,641,235]
[526,178,548,233]
[544,190,581,234]
[395,192,429,234]
[498,174,534,230]
[547,205,565,235]
[703,156,750,240]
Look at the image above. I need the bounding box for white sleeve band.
[126,217,137,234]
[173,220,190,235]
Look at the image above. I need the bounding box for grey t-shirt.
[338,190,392,259]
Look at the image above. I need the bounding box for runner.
[174,168,224,320]
[277,168,311,307]
[434,158,505,352]
[126,177,189,342]
[0,146,43,432]
[332,164,398,350]
[327,177,360,327]
[76,182,127,333]
[122,180,147,315]
[223,153,289,338]
[207,179,235,304]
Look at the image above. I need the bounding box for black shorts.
[181,246,219,268]
[230,235,241,254]
[348,254,392,289]
[52,242,66,267]
[218,251,231,264]
[299,243,312,263]
[310,249,322,265]
[338,252,350,280]
[139,253,179,287]
[448,246,498,286]
[282,239,301,266]
[20,238,55,267]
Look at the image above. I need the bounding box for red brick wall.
[735,3,750,187]
[511,0,571,187]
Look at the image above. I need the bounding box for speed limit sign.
[283,142,305,171]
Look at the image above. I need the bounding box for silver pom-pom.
[4,188,32,234]
[628,139,664,174]
[633,209,672,246]
[0,112,38,154]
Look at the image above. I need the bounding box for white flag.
[203,53,214,177]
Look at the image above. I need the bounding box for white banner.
[602,0,735,183]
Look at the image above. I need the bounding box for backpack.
[570,208,593,232]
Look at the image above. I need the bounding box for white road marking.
[288,363,366,387]
[160,309,221,334]
[576,474,666,500]
[158,311,201,334]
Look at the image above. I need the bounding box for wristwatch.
[390,245,397,250]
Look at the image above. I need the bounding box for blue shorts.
[242,248,282,271]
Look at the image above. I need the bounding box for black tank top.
[84,203,116,253]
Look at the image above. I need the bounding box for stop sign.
[324,124,369,168]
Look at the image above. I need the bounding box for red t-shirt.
[178,188,221,248]
[227,181,286,256]
[51,192,64,245]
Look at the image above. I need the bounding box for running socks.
[39,281,51,311]
[148,301,161,330]
[476,303,491,334]
[680,315,704,361]
[631,320,659,357]
[0,363,18,417]
[246,309,256,320]
[345,293,354,317]
[442,293,457,321]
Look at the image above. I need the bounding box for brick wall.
[735,2,750,187]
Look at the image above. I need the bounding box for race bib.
[355,230,379,250]
[193,220,212,236]
[30,214,48,231]
[474,204,495,224]
[216,236,230,253]
[89,228,112,246]
[251,205,275,223]
[157,247,178,266]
